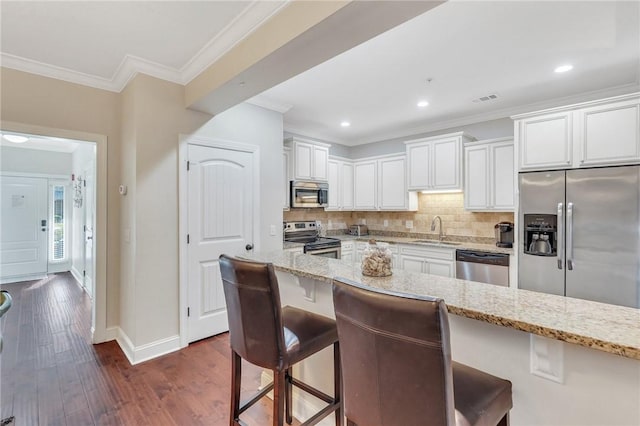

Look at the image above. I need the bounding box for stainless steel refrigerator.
[518,165,640,308]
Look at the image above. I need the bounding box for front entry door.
[0,176,48,281]
[187,144,255,343]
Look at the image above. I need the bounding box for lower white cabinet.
[340,241,355,263]
[397,245,455,278]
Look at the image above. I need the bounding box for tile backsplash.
[283,192,514,241]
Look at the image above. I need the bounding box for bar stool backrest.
[219,255,286,370]
[332,278,456,426]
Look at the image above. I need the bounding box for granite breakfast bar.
[241,250,640,426]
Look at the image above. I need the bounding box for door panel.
[565,166,640,307]
[518,171,566,296]
[84,166,95,297]
[0,176,48,280]
[187,144,254,343]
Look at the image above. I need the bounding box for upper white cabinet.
[464,138,515,211]
[283,147,291,210]
[327,158,354,211]
[353,160,378,210]
[285,137,330,181]
[514,93,640,171]
[405,132,475,192]
[353,155,417,211]
[576,97,640,166]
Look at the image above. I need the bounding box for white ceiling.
[253,1,640,146]
[0,1,286,91]
[1,1,638,148]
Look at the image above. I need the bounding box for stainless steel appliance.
[284,221,341,258]
[456,250,509,286]
[348,225,368,236]
[494,222,514,248]
[519,166,640,308]
[290,181,328,208]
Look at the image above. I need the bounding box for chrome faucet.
[431,215,444,242]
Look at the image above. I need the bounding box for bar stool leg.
[334,342,343,426]
[274,370,286,426]
[230,351,242,426]
[285,367,293,424]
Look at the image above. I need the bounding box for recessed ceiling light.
[340,121,351,127]
[417,100,429,108]
[2,134,29,143]
[554,64,573,73]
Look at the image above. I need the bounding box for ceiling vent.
[472,94,499,103]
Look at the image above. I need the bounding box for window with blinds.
[52,185,65,261]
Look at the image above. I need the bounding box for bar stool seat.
[219,255,342,426]
[332,277,512,426]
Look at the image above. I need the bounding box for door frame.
[1,121,107,344]
[178,134,261,348]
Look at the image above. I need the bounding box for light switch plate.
[383,220,389,227]
[406,220,413,229]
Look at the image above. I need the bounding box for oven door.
[305,246,341,259]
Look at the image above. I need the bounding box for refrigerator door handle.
[557,202,564,270]
[567,202,574,271]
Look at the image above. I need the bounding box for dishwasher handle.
[455,250,509,266]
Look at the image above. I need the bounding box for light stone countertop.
[331,234,513,255]
[241,250,640,360]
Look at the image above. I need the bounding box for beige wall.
[284,193,514,242]
[1,68,122,330]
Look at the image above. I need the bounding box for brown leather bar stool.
[332,278,512,426]
[219,254,343,426]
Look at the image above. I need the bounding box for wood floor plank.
[1,273,310,426]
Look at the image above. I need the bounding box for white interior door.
[83,166,95,298]
[187,144,255,343]
[0,176,48,281]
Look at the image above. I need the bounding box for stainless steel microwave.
[290,180,328,208]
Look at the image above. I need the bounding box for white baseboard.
[104,326,119,341]
[0,273,48,285]
[259,371,335,426]
[114,327,181,365]
[70,266,83,286]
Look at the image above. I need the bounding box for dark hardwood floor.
[1,273,300,425]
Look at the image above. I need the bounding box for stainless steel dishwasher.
[456,250,510,286]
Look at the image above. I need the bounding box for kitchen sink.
[410,240,461,246]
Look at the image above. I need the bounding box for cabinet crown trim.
[464,137,514,146]
[284,136,331,148]
[404,131,475,145]
[510,92,639,120]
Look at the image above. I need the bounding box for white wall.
[193,102,285,250]
[70,143,96,289]
[0,145,72,175]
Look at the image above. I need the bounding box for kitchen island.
[241,250,640,426]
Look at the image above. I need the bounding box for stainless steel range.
[284,221,341,258]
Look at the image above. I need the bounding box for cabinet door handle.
[557,202,564,270]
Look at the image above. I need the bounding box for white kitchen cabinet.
[340,240,354,263]
[327,158,355,211]
[283,147,291,210]
[405,132,474,192]
[464,138,514,211]
[285,138,330,181]
[353,160,377,210]
[576,97,640,166]
[352,155,417,211]
[516,111,572,170]
[513,93,640,171]
[397,244,455,278]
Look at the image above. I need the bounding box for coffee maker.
[494,222,514,248]
[523,214,557,256]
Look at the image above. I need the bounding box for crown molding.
[287,82,640,147]
[0,1,289,93]
[181,1,289,84]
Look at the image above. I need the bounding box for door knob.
[245,244,253,251]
